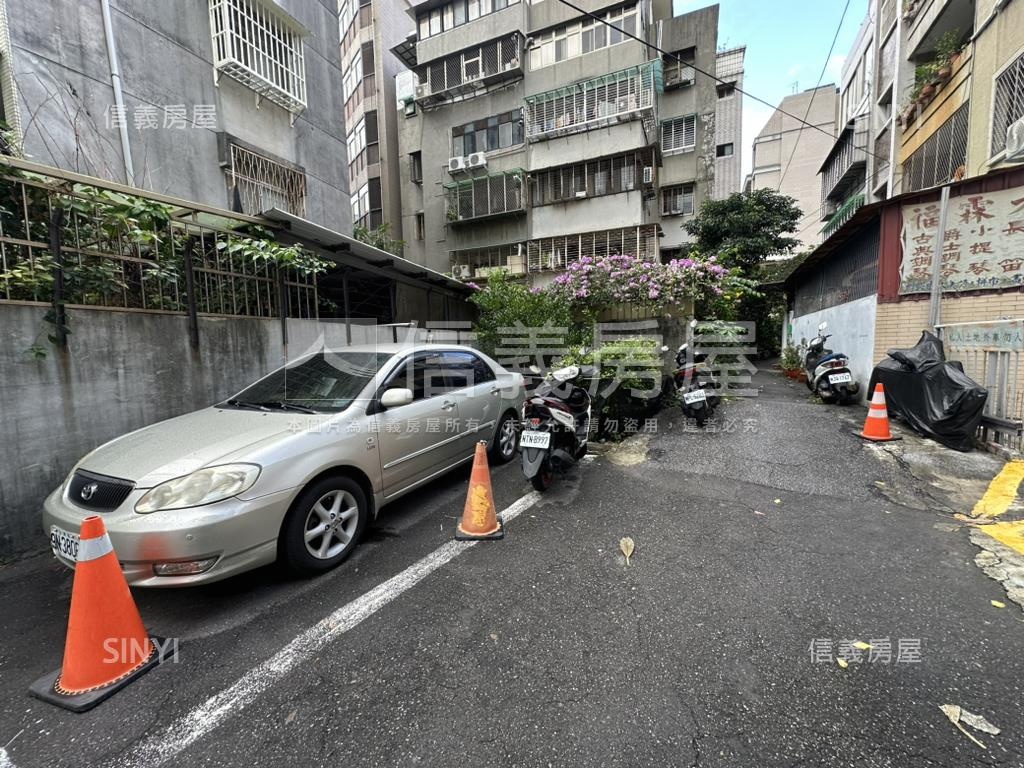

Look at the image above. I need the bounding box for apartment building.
[341,0,410,236]
[746,84,838,250]
[713,45,744,198]
[0,0,348,229]
[896,0,1024,192]
[393,0,722,283]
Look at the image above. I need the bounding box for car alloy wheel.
[490,412,518,464]
[280,475,368,575]
[303,489,360,560]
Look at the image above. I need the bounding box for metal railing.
[419,33,522,107]
[228,143,307,218]
[0,157,318,321]
[903,103,969,192]
[526,225,658,272]
[938,320,1024,453]
[444,169,525,224]
[991,51,1024,157]
[524,61,660,142]
[450,243,526,279]
[820,116,869,203]
[873,126,891,191]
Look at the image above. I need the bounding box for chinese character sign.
[942,320,1024,352]
[900,187,1024,294]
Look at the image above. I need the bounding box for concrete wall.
[749,85,838,250]
[713,47,744,199]
[0,304,391,559]
[7,0,349,231]
[791,294,878,402]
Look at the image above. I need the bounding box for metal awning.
[391,33,418,69]
[262,208,472,295]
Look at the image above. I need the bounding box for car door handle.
[442,399,456,411]
[489,386,501,395]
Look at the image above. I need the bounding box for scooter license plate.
[828,372,852,384]
[683,389,707,405]
[520,430,550,449]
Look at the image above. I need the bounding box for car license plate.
[683,389,707,405]
[50,525,80,561]
[520,430,550,449]
[828,372,852,384]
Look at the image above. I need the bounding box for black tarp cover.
[868,331,988,452]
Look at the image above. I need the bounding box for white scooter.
[804,322,859,404]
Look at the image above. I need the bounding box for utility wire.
[777,0,851,191]
[549,0,893,168]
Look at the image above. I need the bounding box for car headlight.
[135,464,261,513]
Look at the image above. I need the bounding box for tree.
[684,188,803,272]
[353,222,405,257]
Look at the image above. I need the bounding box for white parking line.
[116,492,541,768]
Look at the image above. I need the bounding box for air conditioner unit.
[448,156,468,173]
[453,264,472,280]
[415,82,430,99]
[467,152,488,168]
[575,190,588,199]
[1006,117,1024,161]
[642,167,655,185]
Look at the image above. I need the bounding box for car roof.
[322,343,487,356]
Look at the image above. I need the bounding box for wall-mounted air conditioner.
[575,190,588,199]
[448,156,468,173]
[1006,117,1024,161]
[414,83,430,100]
[642,167,655,185]
[467,152,488,168]
[453,264,472,280]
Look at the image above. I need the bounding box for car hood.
[77,407,325,487]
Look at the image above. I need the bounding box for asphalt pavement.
[0,365,1021,768]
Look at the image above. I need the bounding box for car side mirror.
[380,388,413,409]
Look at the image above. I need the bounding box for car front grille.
[67,469,136,511]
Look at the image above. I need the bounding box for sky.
[673,0,871,181]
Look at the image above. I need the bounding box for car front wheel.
[280,476,368,575]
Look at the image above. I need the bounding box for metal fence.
[793,223,879,316]
[443,169,525,223]
[903,104,969,192]
[0,158,318,322]
[526,225,658,273]
[938,320,1024,453]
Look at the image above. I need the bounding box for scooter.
[666,319,721,427]
[519,365,594,492]
[804,321,859,404]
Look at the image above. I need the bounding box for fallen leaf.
[773,499,782,505]
[959,710,1000,735]
[754,510,766,516]
[836,658,848,669]
[954,513,996,526]
[619,537,635,566]
[991,600,1006,609]
[852,641,872,650]
[285,710,297,724]
[940,704,996,749]
[489,633,498,644]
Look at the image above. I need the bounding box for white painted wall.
[790,294,878,403]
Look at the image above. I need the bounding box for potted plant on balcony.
[903,0,919,22]
[936,29,963,78]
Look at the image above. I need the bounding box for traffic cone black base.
[29,636,171,713]
[455,522,505,541]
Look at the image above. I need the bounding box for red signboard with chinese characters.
[900,187,1024,294]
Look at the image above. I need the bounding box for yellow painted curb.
[971,460,1024,518]
[982,520,1024,557]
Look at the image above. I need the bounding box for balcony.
[526,225,659,273]
[821,193,865,239]
[444,169,525,225]
[904,0,974,60]
[524,61,661,144]
[819,115,869,205]
[450,243,527,280]
[414,33,523,108]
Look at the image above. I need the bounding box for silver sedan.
[42,344,524,586]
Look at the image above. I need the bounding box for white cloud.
[825,54,847,85]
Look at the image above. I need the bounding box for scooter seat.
[816,352,845,365]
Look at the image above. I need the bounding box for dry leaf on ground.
[619,537,635,565]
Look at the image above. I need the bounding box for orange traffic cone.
[456,441,504,540]
[858,383,899,442]
[30,516,170,712]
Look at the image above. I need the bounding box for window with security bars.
[445,170,525,222]
[531,150,652,206]
[662,115,696,154]
[902,104,968,192]
[425,34,520,98]
[524,62,656,141]
[662,183,695,216]
[209,0,307,114]
[527,226,658,272]
[450,243,526,276]
[663,49,695,89]
[991,52,1024,157]
[793,224,879,316]
[228,144,306,216]
[528,4,638,70]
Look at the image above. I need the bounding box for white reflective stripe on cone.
[871,392,886,405]
[867,409,889,419]
[77,534,115,562]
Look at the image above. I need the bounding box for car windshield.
[223,351,393,413]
